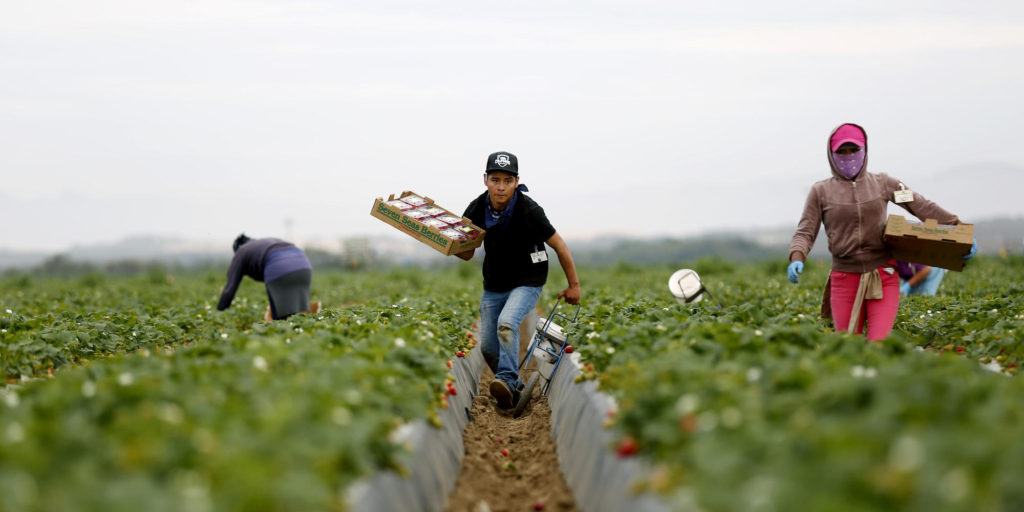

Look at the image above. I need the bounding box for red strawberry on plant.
[564,345,573,353]
[616,436,638,457]
[501,449,509,457]
[446,360,453,369]
[456,351,465,358]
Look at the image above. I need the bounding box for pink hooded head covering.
[830,124,866,151]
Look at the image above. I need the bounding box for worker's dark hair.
[232,233,251,253]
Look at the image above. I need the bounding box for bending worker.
[787,123,976,341]
[456,151,581,410]
[895,260,946,296]
[217,234,313,321]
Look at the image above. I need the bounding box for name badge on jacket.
[530,250,548,263]
[894,182,914,203]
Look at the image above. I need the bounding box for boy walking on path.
[456,151,581,409]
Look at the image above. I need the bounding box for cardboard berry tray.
[371,191,485,256]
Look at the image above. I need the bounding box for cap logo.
[494,154,511,168]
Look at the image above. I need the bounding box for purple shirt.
[894,260,927,281]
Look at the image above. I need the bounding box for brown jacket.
[789,123,961,274]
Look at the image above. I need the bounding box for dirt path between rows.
[445,321,578,512]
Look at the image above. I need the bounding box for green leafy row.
[2,257,1022,511]
[0,268,479,512]
[564,257,1024,512]
[0,268,480,379]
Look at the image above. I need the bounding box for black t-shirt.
[464,191,557,292]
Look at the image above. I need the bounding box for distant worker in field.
[217,234,313,321]
[895,260,946,296]
[787,123,976,341]
[456,151,581,410]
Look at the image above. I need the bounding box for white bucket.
[668,268,705,304]
[536,316,568,344]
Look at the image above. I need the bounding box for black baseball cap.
[485,151,518,176]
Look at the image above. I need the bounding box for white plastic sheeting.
[348,312,675,512]
[542,352,673,512]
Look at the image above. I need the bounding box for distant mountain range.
[0,235,452,272]
[573,216,1024,265]
[2,217,1022,271]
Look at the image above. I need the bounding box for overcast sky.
[2,0,1023,252]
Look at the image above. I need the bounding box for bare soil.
[445,325,578,512]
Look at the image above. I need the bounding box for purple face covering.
[833,149,865,179]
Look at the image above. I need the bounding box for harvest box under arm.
[370,191,486,256]
[883,214,974,271]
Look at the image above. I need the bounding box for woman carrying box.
[786,123,976,341]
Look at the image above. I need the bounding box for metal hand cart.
[513,298,581,418]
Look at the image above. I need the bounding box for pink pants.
[829,267,900,341]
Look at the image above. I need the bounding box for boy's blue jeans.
[478,286,543,390]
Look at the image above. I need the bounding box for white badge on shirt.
[530,250,548,263]
[894,182,914,203]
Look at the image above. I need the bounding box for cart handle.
[542,297,581,330]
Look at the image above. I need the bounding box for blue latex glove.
[787,261,804,284]
[963,235,977,259]
[900,282,911,296]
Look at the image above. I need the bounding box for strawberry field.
[0,268,481,511]
[571,256,1024,512]
[1,256,1023,511]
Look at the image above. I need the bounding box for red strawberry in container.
[386,199,414,211]
[457,224,480,238]
[400,194,427,207]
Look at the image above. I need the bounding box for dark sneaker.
[490,380,514,409]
